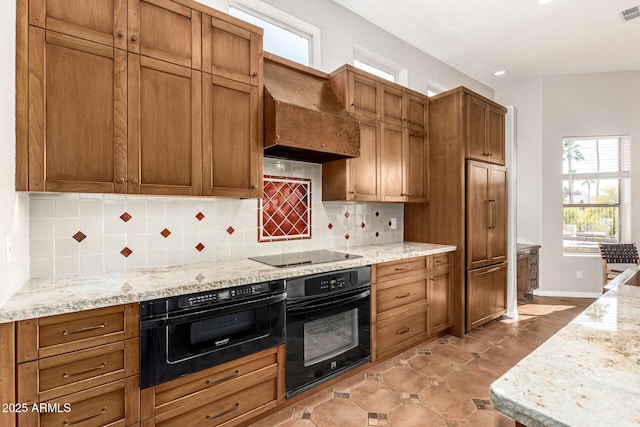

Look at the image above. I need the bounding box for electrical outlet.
[6,237,12,264]
[576,270,583,279]
[390,218,397,230]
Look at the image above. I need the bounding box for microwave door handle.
[287,289,370,314]
[166,293,286,326]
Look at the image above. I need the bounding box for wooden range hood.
[263,55,360,163]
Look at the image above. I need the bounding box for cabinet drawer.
[39,342,125,401]
[376,257,427,279]
[154,349,277,407]
[35,306,126,359]
[376,306,428,352]
[156,377,277,427]
[433,253,450,271]
[39,380,125,427]
[377,278,427,313]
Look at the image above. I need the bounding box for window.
[562,136,631,254]
[229,1,320,67]
[353,59,396,83]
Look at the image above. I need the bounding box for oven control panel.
[305,271,356,296]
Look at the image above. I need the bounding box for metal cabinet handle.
[63,362,107,378]
[490,200,497,228]
[206,369,240,386]
[117,31,124,38]
[131,34,138,41]
[252,184,258,189]
[63,323,106,335]
[395,327,411,335]
[251,72,258,77]
[131,178,139,184]
[64,407,106,425]
[117,176,125,183]
[394,266,412,271]
[206,403,239,419]
[395,292,411,299]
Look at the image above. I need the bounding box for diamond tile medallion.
[259,176,311,242]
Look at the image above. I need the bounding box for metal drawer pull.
[206,369,240,386]
[63,322,107,335]
[394,266,412,271]
[396,327,411,335]
[63,407,106,425]
[395,293,411,299]
[63,362,107,378]
[206,403,239,419]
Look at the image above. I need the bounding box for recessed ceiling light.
[494,70,507,76]
[538,0,553,4]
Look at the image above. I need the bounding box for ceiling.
[330,0,640,91]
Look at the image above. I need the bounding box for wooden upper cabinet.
[28,0,128,50]
[128,0,201,69]
[322,120,380,202]
[203,75,262,198]
[405,130,428,202]
[28,27,127,193]
[348,72,380,121]
[128,54,202,196]
[381,85,405,126]
[466,160,508,269]
[380,123,404,202]
[466,94,506,165]
[406,93,427,132]
[202,14,262,86]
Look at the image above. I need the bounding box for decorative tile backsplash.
[29,159,404,279]
[260,176,311,242]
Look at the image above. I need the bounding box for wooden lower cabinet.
[141,345,284,427]
[372,254,453,361]
[466,263,508,330]
[15,304,140,427]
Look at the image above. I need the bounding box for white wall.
[497,71,640,296]
[0,0,30,306]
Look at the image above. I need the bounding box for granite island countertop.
[490,269,640,427]
[0,241,455,324]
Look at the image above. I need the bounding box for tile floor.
[252,296,596,427]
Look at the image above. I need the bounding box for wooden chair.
[598,243,639,286]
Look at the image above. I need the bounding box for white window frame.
[229,0,321,68]
[561,135,631,255]
[353,45,407,86]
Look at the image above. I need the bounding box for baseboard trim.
[533,290,602,298]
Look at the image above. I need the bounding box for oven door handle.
[141,293,286,329]
[287,289,370,314]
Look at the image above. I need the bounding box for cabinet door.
[381,85,405,126]
[29,0,127,50]
[466,160,491,269]
[128,55,202,196]
[380,123,405,202]
[466,95,488,162]
[203,14,261,86]
[128,0,201,69]
[348,121,380,201]
[430,263,451,333]
[466,263,507,331]
[406,94,427,132]
[489,165,508,264]
[203,74,262,198]
[28,28,127,193]
[487,106,506,165]
[404,130,428,202]
[348,72,380,121]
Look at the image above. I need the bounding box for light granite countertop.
[490,270,640,427]
[0,242,455,324]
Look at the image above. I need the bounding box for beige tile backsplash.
[29,159,404,279]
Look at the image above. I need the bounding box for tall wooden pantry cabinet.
[405,87,508,336]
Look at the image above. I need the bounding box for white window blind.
[562,136,631,181]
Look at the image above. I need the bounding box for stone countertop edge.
[0,242,456,323]
[489,276,640,427]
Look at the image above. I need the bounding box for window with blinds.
[562,136,631,253]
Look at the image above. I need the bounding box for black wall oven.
[139,280,285,388]
[285,266,371,398]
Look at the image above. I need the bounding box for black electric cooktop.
[249,250,362,268]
